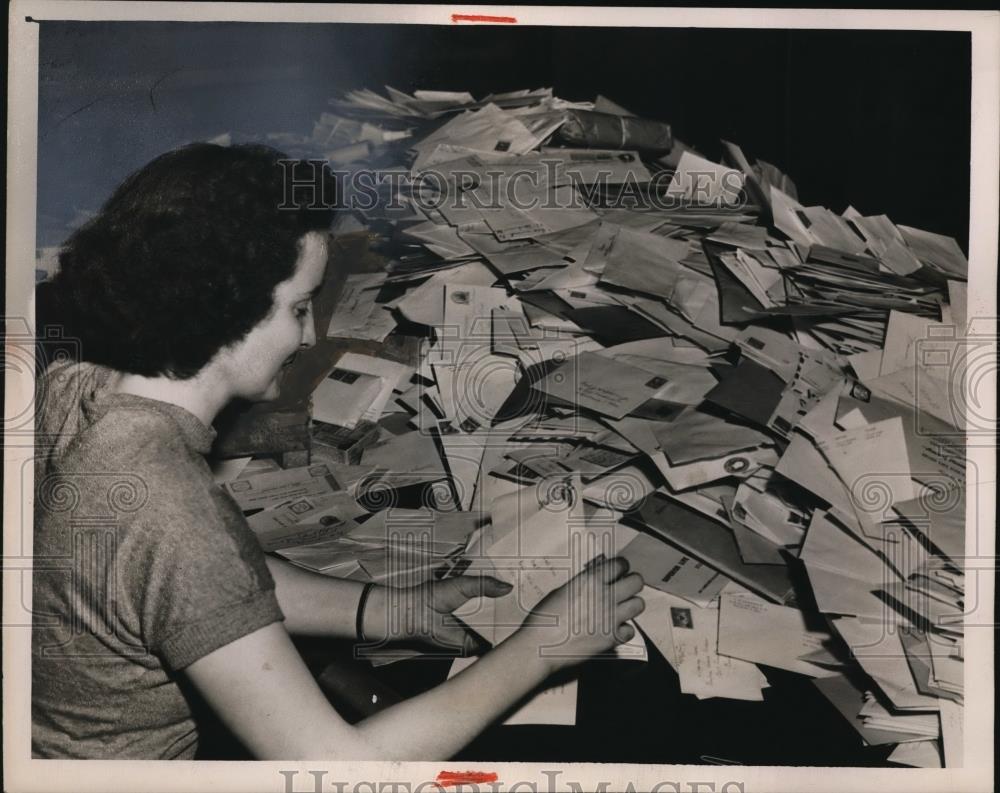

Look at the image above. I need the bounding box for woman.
[32,143,645,760]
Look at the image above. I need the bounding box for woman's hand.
[361,576,513,654]
[188,560,642,759]
[509,555,644,674]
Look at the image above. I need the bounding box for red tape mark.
[435,770,500,787]
[451,13,517,23]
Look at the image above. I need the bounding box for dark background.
[38,22,971,250]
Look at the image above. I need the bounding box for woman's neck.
[112,370,230,426]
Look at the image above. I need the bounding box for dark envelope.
[630,492,795,603]
[705,358,787,427]
[562,305,671,344]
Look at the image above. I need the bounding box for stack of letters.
[215,87,970,762]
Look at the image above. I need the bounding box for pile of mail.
[217,86,969,763]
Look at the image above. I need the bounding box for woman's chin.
[246,380,282,403]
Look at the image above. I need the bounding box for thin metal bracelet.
[356,581,376,643]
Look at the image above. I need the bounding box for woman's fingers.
[610,597,645,644]
[435,622,470,650]
[427,614,489,656]
[597,555,630,583]
[615,595,646,624]
[582,554,630,584]
[614,622,636,643]
[478,576,515,598]
[613,572,644,602]
[431,575,513,612]
[445,574,513,600]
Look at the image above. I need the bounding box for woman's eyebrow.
[296,285,323,300]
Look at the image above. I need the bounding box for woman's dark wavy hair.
[47,143,336,378]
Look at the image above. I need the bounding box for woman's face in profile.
[217,231,328,402]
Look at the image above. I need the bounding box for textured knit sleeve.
[125,457,285,671]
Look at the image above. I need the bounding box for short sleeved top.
[32,363,284,759]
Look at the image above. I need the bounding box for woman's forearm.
[263,557,553,757]
[187,558,637,760]
[265,556,364,638]
[264,557,468,649]
[186,620,554,761]
[351,631,551,759]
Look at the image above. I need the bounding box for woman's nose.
[300,315,317,349]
